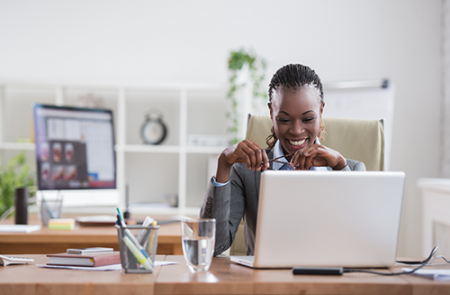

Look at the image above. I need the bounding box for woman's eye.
[277,118,290,123]
[303,117,316,123]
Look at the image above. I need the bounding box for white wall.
[0,0,441,257]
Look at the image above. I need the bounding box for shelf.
[115,145,225,154]
[0,143,224,155]
[0,142,35,150]
[117,144,180,153]
[0,83,228,216]
[186,146,225,154]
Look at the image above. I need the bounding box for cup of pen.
[116,223,160,273]
[37,194,63,226]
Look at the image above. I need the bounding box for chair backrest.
[245,115,385,171]
[230,115,385,256]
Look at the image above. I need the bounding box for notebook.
[231,171,405,268]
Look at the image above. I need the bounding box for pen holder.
[37,196,63,226]
[116,224,159,273]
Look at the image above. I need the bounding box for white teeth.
[289,139,306,146]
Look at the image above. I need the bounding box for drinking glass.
[181,218,216,272]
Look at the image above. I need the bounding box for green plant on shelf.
[227,48,268,144]
[0,153,36,218]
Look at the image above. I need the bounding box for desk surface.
[0,254,165,295]
[2,255,450,295]
[0,215,183,255]
[157,256,412,295]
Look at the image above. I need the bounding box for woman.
[200,64,366,256]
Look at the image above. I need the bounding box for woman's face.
[269,86,324,158]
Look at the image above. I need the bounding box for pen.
[122,236,152,270]
[116,208,126,226]
[137,216,154,244]
[149,220,157,257]
[117,208,154,267]
[117,213,138,269]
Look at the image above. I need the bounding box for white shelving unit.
[0,83,230,216]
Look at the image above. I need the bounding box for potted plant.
[227,48,268,144]
[0,153,36,219]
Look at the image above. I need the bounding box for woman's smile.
[287,138,308,150]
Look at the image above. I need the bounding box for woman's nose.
[290,119,305,136]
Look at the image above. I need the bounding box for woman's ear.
[268,103,273,120]
[318,102,326,141]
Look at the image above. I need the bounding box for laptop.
[231,171,405,268]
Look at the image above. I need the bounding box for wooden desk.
[393,263,450,295]
[156,256,413,295]
[0,216,182,255]
[0,255,165,295]
[2,255,450,295]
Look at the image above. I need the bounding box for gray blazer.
[199,149,366,256]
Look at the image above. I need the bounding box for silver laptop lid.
[253,171,405,268]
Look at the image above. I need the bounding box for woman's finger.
[290,152,300,169]
[294,152,307,170]
[247,141,265,171]
[237,143,254,169]
[304,153,315,170]
[261,148,270,170]
[240,140,265,171]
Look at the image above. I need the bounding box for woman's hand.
[290,143,347,171]
[216,140,269,183]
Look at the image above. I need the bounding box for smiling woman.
[267,65,347,171]
[200,63,366,256]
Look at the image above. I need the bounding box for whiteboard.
[322,82,396,171]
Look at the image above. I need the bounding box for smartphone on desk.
[67,247,114,255]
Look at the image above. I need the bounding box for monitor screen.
[33,104,116,190]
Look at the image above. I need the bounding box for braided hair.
[266,64,325,149]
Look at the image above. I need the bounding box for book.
[0,254,34,266]
[47,252,121,267]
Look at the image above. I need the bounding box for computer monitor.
[33,104,116,191]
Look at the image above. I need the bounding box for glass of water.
[181,218,216,272]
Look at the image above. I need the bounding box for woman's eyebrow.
[278,110,317,115]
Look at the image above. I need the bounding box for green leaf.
[226,47,268,143]
[0,153,36,217]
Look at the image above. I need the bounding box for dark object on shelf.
[15,187,28,225]
[123,184,130,220]
[141,109,167,145]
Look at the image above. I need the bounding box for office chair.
[229,115,385,256]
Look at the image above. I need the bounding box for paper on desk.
[36,261,178,271]
[36,263,123,271]
[402,268,450,280]
[0,225,41,233]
